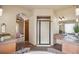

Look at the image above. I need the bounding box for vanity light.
[76,7,79,16]
[76,18,79,22]
[59,16,65,21]
[17,13,28,21]
[75,5,79,22]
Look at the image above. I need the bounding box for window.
[65,23,75,33]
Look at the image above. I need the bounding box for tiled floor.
[31,47,48,51]
[16,42,63,54]
[16,41,34,51]
[30,46,63,54]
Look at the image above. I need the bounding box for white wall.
[0,6,75,45]
[29,6,75,45]
[29,9,58,45]
[55,6,75,20]
[29,15,37,45]
[0,6,32,38]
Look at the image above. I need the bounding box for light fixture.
[76,18,79,22]
[75,5,79,22]
[17,13,28,20]
[59,16,64,21]
[58,16,64,25]
[76,5,79,16]
[0,6,3,16]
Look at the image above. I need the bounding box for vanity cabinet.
[62,40,79,54]
[0,39,16,54]
[53,34,64,44]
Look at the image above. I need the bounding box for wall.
[29,9,58,45]
[29,15,36,45]
[55,6,75,20]
[29,6,75,45]
[55,6,75,33]
[0,6,32,38]
[1,6,75,45]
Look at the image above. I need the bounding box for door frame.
[36,16,51,45]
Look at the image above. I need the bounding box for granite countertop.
[63,34,79,46]
[63,40,79,46]
[0,38,17,44]
[0,37,25,44]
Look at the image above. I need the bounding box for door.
[25,20,29,42]
[37,20,51,45]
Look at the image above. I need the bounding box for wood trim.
[37,16,51,19]
[37,20,51,21]
[36,16,51,45]
[23,21,25,41]
[24,20,29,42]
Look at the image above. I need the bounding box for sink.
[0,33,11,42]
[0,37,11,42]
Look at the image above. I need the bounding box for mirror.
[59,20,77,34]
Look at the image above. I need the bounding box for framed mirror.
[59,20,77,34]
[1,23,6,33]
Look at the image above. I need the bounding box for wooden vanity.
[54,34,79,54]
[62,40,79,54]
[0,39,16,54]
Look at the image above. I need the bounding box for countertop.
[0,37,25,44]
[62,34,79,45]
[0,39,17,44]
[63,39,79,46]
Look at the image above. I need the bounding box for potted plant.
[74,24,79,36]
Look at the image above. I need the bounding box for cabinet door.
[62,42,77,54]
[25,20,29,41]
[16,42,25,51]
[0,43,16,54]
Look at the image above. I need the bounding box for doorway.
[37,16,51,45]
[16,13,30,51]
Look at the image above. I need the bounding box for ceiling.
[21,5,73,10]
